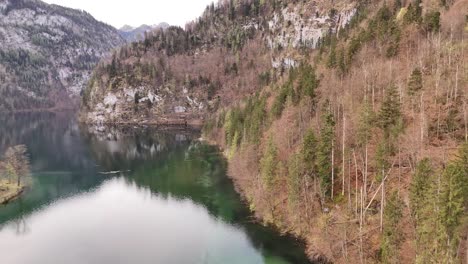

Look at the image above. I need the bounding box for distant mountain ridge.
[118,22,170,42]
[0,0,124,111]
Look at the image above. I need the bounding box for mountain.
[118,23,170,42]
[0,0,125,111]
[81,0,468,263]
[82,1,357,124]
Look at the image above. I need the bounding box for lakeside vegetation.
[0,145,31,204]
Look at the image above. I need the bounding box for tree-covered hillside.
[81,0,355,124]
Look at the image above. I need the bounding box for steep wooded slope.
[203,0,468,263]
[0,0,124,111]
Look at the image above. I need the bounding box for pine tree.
[337,48,347,76]
[423,11,441,33]
[261,136,279,189]
[404,0,423,24]
[375,140,391,181]
[302,129,318,176]
[298,63,319,103]
[317,104,335,197]
[378,84,402,138]
[327,45,337,68]
[357,99,374,147]
[439,163,465,240]
[410,158,433,222]
[288,153,302,205]
[408,68,423,96]
[381,191,403,264]
[456,143,468,208]
[414,144,468,263]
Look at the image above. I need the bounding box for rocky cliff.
[0,0,124,111]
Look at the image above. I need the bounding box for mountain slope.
[0,0,124,111]
[81,0,468,263]
[81,0,356,124]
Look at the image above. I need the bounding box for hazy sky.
[42,0,215,28]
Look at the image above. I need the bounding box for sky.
[42,0,216,29]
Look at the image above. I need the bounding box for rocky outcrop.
[0,0,124,111]
[83,84,206,126]
[267,3,356,49]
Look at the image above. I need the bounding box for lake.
[0,112,312,264]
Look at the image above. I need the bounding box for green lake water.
[0,112,313,264]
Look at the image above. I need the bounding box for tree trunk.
[332,138,335,200]
[354,150,359,217]
[364,144,368,204]
[380,169,385,233]
[342,114,346,196]
[464,100,467,142]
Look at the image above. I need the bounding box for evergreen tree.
[375,140,391,181]
[357,99,374,147]
[337,48,347,76]
[298,63,319,103]
[261,136,279,189]
[423,11,441,33]
[410,158,433,222]
[317,104,335,197]
[287,153,302,205]
[404,0,423,24]
[381,191,403,264]
[271,85,290,118]
[413,145,468,263]
[302,129,318,176]
[408,68,423,96]
[440,164,464,233]
[327,45,337,68]
[378,84,402,138]
[456,143,468,208]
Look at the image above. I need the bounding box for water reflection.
[0,112,312,264]
[1,178,267,264]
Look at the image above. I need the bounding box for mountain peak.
[118,22,170,42]
[119,25,135,32]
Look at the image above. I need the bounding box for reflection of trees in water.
[0,112,103,225]
[13,214,30,236]
[81,124,200,172]
[0,112,96,173]
[116,140,312,264]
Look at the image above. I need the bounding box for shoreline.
[202,137,329,264]
[81,119,205,131]
[0,186,25,205]
[0,107,77,114]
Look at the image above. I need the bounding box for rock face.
[84,83,206,125]
[0,0,125,111]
